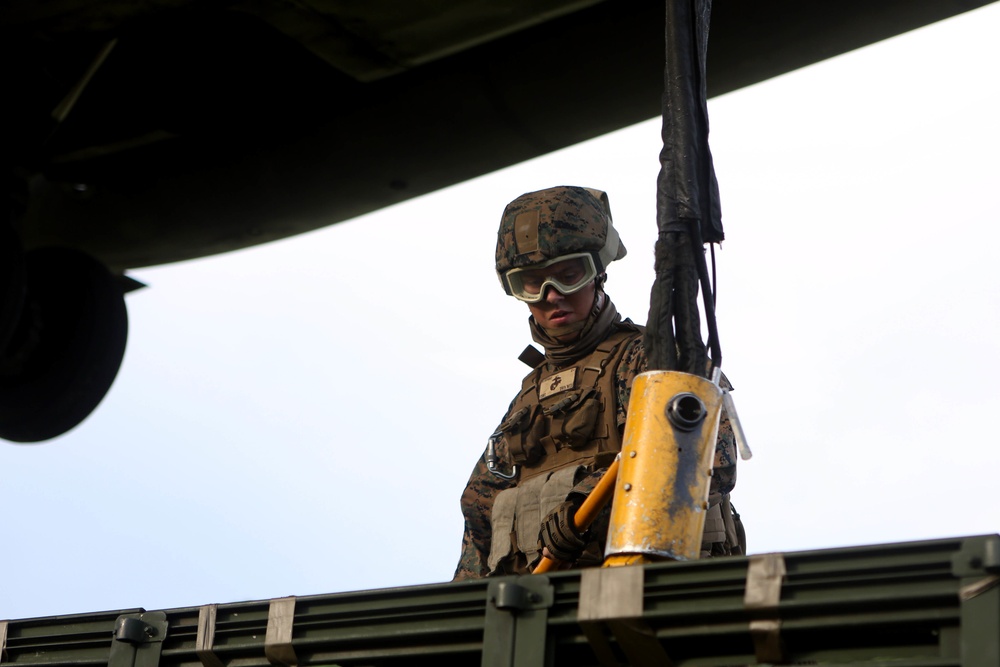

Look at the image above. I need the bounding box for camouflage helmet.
[495,186,626,295]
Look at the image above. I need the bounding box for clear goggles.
[504,253,598,303]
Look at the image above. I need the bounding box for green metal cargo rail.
[2,534,998,667]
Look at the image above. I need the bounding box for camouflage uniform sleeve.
[614,334,649,430]
[711,370,737,503]
[452,414,517,581]
[711,412,737,503]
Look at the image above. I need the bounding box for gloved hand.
[540,500,588,563]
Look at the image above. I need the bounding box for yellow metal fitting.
[604,370,723,565]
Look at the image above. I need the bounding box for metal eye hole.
[666,392,706,431]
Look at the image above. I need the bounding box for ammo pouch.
[541,388,601,451]
[700,493,745,556]
[487,465,584,573]
[499,403,544,465]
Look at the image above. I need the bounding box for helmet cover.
[495,186,626,292]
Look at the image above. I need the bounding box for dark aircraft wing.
[0,0,993,442]
[3,0,994,271]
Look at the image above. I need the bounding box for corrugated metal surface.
[2,534,997,666]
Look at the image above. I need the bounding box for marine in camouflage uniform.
[453,186,743,581]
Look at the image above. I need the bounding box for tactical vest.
[486,323,746,574]
[503,324,641,480]
[487,324,641,574]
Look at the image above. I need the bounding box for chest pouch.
[541,388,602,451]
[501,402,546,466]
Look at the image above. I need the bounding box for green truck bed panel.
[2,534,998,666]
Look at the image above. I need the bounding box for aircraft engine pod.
[0,223,25,355]
[0,247,128,443]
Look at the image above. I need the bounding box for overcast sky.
[2,4,998,621]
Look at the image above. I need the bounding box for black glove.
[540,500,588,563]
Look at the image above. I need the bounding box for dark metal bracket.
[108,611,168,667]
[951,535,1000,667]
[579,566,673,667]
[482,576,554,667]
[952,534,1000,579]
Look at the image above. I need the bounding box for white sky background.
[2,4,999,621]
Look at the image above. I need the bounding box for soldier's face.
[526,277,597,337]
